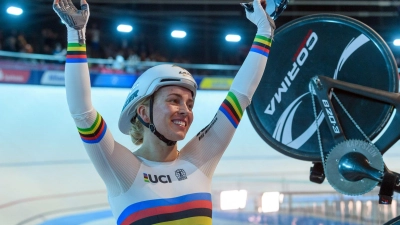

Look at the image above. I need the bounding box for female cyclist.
[53,0,275,224]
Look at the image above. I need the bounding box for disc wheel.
[247,14,398,161]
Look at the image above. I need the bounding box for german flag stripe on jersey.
[250,35,271,57]
[77,112,107,144]
[117,193,212,225]
[219,92,243,128]
[66,43,87,63]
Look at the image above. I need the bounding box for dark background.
[1,0,400,64]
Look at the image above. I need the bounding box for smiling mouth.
[172,120,186,127]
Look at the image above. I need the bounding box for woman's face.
[151,85,194,141]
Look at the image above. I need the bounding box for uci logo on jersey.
[143,173,172,184]
[175,169,187,181]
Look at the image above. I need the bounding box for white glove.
[53,0,90,45]
[245,0,276,37]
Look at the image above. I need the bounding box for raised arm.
[53,0,91,114]
[231,0,275,99]
[53,0,141,197]
[180,0,275,178]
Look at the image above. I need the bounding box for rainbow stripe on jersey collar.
[66,43,87,63]
[250,35,272,57]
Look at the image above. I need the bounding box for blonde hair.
[129,96,151,145]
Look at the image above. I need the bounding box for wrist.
[67,27,86,45]
[256,30,272,38]
[66,43,87,63]
[257,15,275,38]
[257,24,273,38]
[250,34,272,57]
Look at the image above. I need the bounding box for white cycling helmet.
[119,64,197,135]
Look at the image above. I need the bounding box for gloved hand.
[53,0,90,45]
[245,0,276,38]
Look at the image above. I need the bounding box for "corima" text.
[265,31,318,115]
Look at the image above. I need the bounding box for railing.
[0,50,241,90]
[0,50,241,72]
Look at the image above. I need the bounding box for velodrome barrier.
[0,50,238,90]
[0,68,235,90]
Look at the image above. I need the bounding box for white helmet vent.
[160,78,180,82]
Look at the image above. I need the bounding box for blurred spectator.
[149,51,167,62]
[40,28,58,54]
[139,50,151,62]
[112,50,125,71]
[103,43,118,60]
[53,42,67,63]
[172,55,190,64]
[0,24,247,74]
[3,30,18,52]
[87,23,101,58]
[126,48,140,74]
[0,31,3,50]
[53,42,66,56]
[17,34,34,53]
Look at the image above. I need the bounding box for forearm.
[230,34,271,100]
[65,43,93,115]
[53,0,91,114]
[231,0,274,101]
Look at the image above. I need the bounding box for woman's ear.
[137,105,150,123]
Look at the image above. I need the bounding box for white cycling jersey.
[64,34,272,225]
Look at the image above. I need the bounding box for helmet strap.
[136,96,177,146]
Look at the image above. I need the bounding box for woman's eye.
[169,98,179,104]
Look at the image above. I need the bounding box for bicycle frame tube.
[310,75,400,155]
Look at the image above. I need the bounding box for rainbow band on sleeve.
[77,112,107,144]
[219,92,243,128]
[250,35,272,57]
[66,43,87,63]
